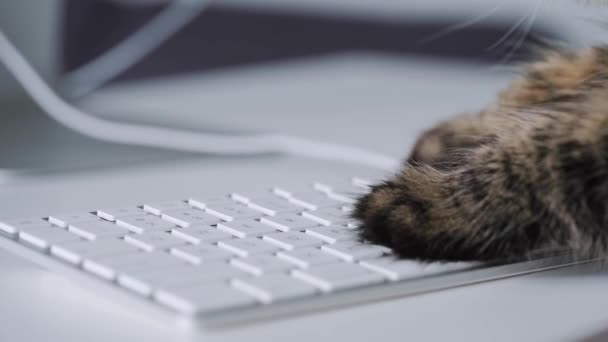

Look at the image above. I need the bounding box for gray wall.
[0,0,604,102]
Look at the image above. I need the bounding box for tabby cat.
[354,12,608,262]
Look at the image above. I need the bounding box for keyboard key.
[305,226,359,244]
[262,231,323,250]
[96,207,145,222]
[423,261,477,275]
[259,213,320,232]
[204,203,264,222]
[170,244,235,264]
[187,196,233,210]
[292,263,385,292]
[50,238,141,264]
[313,180,368,196]
[18,224,83,251]
[0,217,49,237]
[228,191,263,204]
[116,214,176,234]
[277,247,342,269]
[321,241,390,262]
[271,186,293,198]
[68,220,130,240]
[116,262,198,296]
[340,204,355,213]
[142,201,190,216]
[302,209,350,226]
[161,209,221,228]
[359,258,475,282]
[124,231,186,252]
[154,283,257,315]
[104,251,187,271]
[117,275,157,296]
[119,262,245,295]
[231,274,317,303]
[218,237,279,258]
[327,192,357,204]
[302,206,359,228]
[217,220,278,238]
[345,222,360,229]
[230,254,294,276]
[245,197,302,216]
[167,262,246,284]
[313,180,367,202]
[352,176,374,188]
[82,260,119,280]
[359,257,427,281]
[83,251,187,280]
[312,181,335,194]
[48,213,99,228]
[229,194,248,204]
[287,192,340,210]
[171,226,233,244]
[313,207,350,218]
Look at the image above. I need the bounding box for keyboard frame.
[0,230,598,329]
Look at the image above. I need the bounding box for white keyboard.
[0,176,577,326]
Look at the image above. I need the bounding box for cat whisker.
[526,32,569,53]
[491,33,568,63]
[488,0,544,70]
[485,11,532,52]
[418,2,506,44]
[492,0,545,67]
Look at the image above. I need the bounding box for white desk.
[1,54,607,341]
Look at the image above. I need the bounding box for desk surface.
[2,53,607,341]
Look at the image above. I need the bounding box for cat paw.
[352,167,466,260]
[353,159,536,261]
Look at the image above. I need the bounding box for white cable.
[61,0,211,98]
[0,29,400,171]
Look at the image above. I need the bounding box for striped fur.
[354,46,608,261]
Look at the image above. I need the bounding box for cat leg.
[497,46,608,109]
[408,113,490,169]
[355,110,608,261]
[409,46,608,169]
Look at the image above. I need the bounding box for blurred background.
[0,0,606,175]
